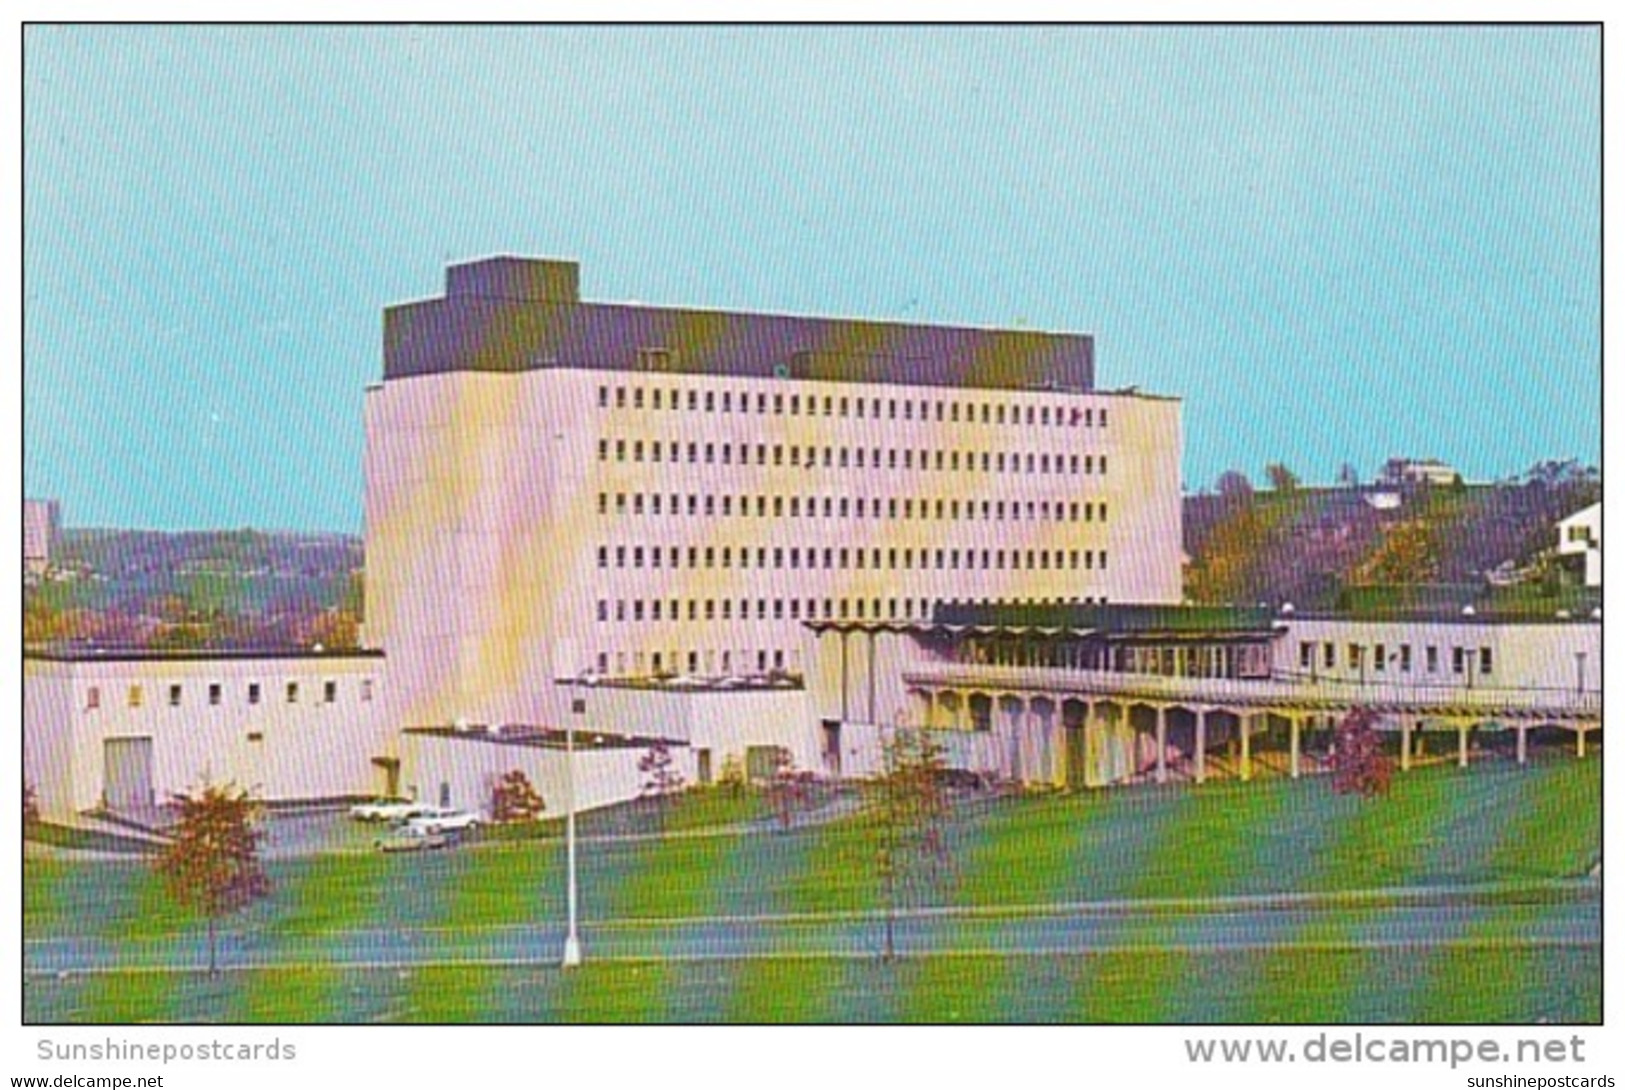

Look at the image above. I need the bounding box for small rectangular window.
[168,684,182,707]
[209,683,222,705]
[248,682,261,705]
[324,680,338,704]
[287,682,300,704]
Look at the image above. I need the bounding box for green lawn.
[23,947,1599,1024]
[23,759,1599,1023]
[25,760,1599,940]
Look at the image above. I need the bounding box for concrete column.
[1195,709,1207,785]
[1577,726,1587,760]
[1400,716,1412,773]
[1289,715,1301,779]
[1457,722,1470,769]
[1084,702,1098,788]
[1516,724,1527,766]
[1155,705,1168,785]
[1240,712,1253,782]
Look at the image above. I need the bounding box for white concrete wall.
[1278,618,1600,693]
[24,655,390,819]
[398,731,698,818]
[565,685,819,773]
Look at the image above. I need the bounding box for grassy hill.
[1183,476,1599,613]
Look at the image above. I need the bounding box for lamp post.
[562,676,591,968]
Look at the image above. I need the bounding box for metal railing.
[901,662,1601,717]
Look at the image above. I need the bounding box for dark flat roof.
[930,603,1281,634]
[384,257,1097,394]
[404,725,683,750]
[25,645,385,663]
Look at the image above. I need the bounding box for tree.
[490,769,546,824]
[1327,707,1393,798]
[154,781,271,975]
[1265,462,1300,493]
[304,609,361,651]
[1215,469,1253,501]
[767,749,814,832]
[716,754,747,798]
[869,726,953,960]
[1352,519,1439,584]
[637,740,686,833]
[24,782,40,828]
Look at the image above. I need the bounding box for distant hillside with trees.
[24,528,363,650]
[1183,460,1599,614]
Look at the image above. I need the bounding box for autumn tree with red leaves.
[154,781,271,975]
[1328,707,1394,798]
[490,769,546,823]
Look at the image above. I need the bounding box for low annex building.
[804,603,1601,786]
[24,648,390,821]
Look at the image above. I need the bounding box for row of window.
[597,594,1107,626]
[599,384,1110,429]
[596,543,1109,573]
[590,596,1111,678]
[598,492,1107,523]
[1297,641,1493,676]
[596,439,1109,476]
[87,677,376,711]
[596,648,792,678]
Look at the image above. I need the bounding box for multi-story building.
[24,497,60,575]
[362,257,1184,732]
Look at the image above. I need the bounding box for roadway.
[23,883,1599,976]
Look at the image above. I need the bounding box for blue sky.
[24,25,1599,532]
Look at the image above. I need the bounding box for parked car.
[374,825,451,852]
[349,797,434,823]
[406,807,482,835]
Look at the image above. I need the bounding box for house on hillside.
[1380,458,1460,487]
[1557,502,1600,587]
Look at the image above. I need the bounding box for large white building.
[363,257,1184,734]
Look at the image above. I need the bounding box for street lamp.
[561,675,593,968]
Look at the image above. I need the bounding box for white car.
[349,798,433,823]
[375,825,451,852]
[406,807,482,835]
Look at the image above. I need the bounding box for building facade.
[24,498,60,575]
[804,604,1601,785]
[24,649,389,820]
[363,257,1184,732]
[1557,502,1601,587]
